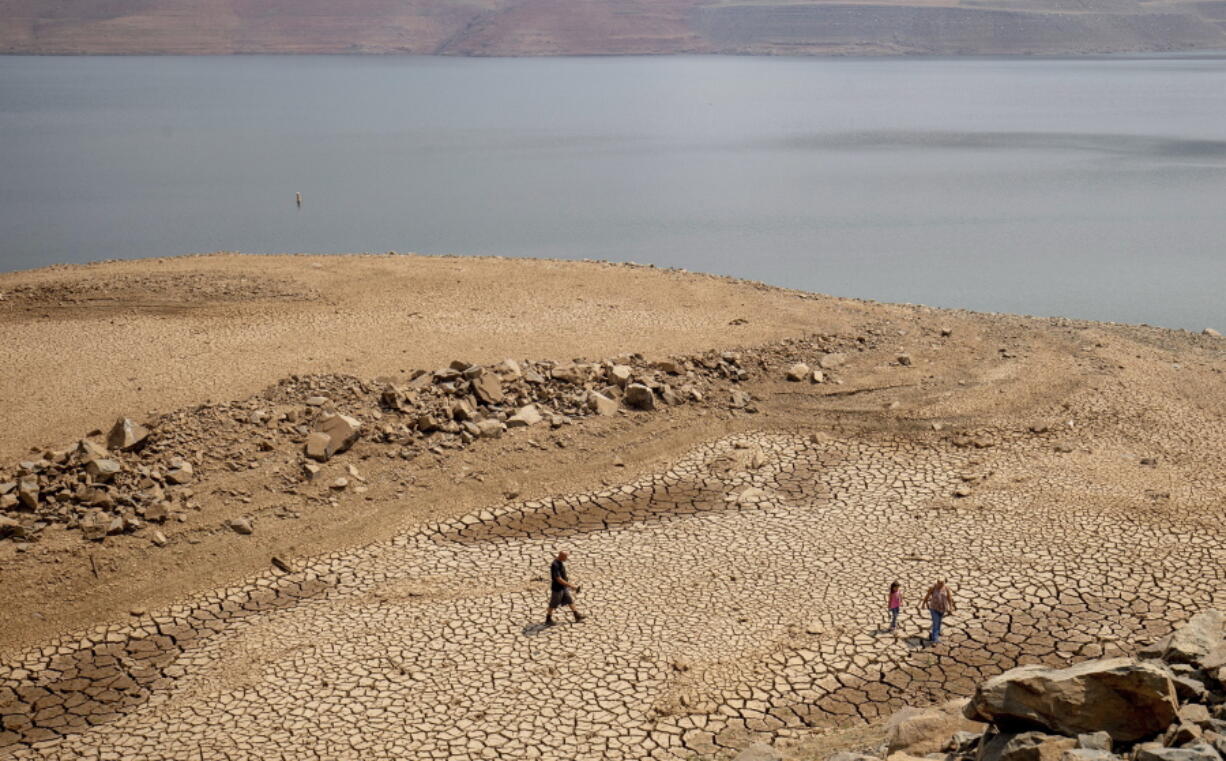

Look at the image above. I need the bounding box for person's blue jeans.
[929,609,945,643]
[888,608,900,630]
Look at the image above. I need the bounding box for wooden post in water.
[295,192,302,207]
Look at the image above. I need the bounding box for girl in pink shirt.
[888,581,903,632]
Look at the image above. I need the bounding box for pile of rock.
[0,335,869,544]
[831,611,1226,761]
[0,417,192,543]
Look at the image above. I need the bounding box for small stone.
[305,396,329,406]
[898,353,913,366]
[331,477,349,490]
[150,530,168,547]
[624,384,656,410]
[472,373,505,405]
[476,419,505,438]
[226,518,253,535]
[785,363,810,382]
[588,392,617,416]
[16,477,38,510]
[85,459,121,483]
[819,352,847,369]
[507,404,543,428]
[1204,328,1221,338]
[609,365,633,388]
[166,458,194,484]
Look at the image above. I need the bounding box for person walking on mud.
[919,580,955,645]
[887,581,903,633]
[545,550,585,626]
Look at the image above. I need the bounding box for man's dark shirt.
[550,558,567,592]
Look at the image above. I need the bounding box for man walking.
[919,580,955,645]
[545,550,585,626]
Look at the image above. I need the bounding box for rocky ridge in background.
[791,611,1226,761]
[0,333,875,544]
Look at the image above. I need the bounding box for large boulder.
[964,658,1178,742]
[107,417,149,451]
[1140,611,1226,668]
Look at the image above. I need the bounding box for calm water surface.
[2,55,1225,329]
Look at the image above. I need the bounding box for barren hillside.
[2,0,1225,55]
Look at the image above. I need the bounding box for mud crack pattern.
[3,431,1225,760]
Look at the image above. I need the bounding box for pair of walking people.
[888,580,955,645]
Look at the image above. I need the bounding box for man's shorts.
[549,588,573,608]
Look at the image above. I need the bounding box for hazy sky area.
[1,54,1225,330]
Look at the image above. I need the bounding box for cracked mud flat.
[5,426,1224,760]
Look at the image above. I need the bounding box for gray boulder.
[965,658,1178,742]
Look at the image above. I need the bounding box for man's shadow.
[521,622,557,637]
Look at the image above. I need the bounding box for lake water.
[2,54,1225,330]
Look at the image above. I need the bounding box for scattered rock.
[476,419,506,439]
[588,392,619,417]
[609,365,633,388]
[166,458,194,484]
[1134,744,1222,761]
[305,413,362,462]
[471,373,505,405]
[106,417,149,451]
[0,515,21,538]
[507,404,543,428]
[84,458,121,483]
[624,384,656,410]
[978,731,1076,761]
[16,477,38,510]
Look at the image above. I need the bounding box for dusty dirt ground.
[1,254,1224,760]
